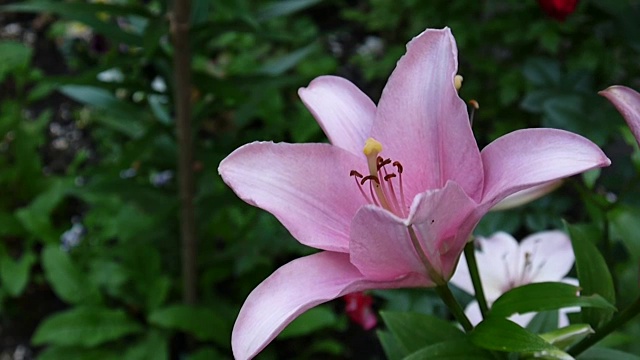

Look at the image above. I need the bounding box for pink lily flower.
[219,27,610,359]
[450,231,579,327]
[600,86,640,147]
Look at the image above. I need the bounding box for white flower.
[451,231,578,327]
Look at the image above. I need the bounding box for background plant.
[0,0,639,359]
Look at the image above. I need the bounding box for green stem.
[567,296,640,356]
[435,284,473,333]
[464,240,489,318]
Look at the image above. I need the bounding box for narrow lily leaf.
[490,282,615,319]
[32,307,143,347]
[405,339,494,360]
[376,330,404,360]
[565,222,616,329]
[471,317,563,355]
[380,311,465,355]
[540,324,594,349]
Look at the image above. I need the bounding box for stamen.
[454,75,463,91]
[363,138,391,211]
[351,170,372,203]
[349,138,409,217]
[468,99,479,126]
[393,161,407,214]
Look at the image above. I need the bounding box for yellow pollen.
[454,74,463,91]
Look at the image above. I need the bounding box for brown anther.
[377,157,392,170]
[361,175,380,185]
[392,161,403,174]
[384,173,396,181]
[350,170,363,178]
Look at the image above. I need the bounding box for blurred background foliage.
[0,0,640,359]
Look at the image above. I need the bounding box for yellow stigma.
[454,74,463,91]
[363,138,383,176]
[363,137,383,156]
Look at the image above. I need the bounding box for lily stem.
[464,240,490,318]
[435,284,473,332]
[567,296,640,356]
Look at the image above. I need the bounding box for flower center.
[350,138,408,217]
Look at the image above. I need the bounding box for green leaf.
[0,251,36,296]
[527,311,561,334]
[257,42,320,76]
[148,305,230,347]
[279,305,338,339]
[609,206,640,260]
[1,2,150,46]
[565,222,616,329]
[490,282,615,319]
[41,246,102,305]
[0,40,32,82]
[405,339,494,360]
[540,324,594,350]
[37,346,121,360]
[32,307,143,347]
[578,347,640,360]
[257,0,321,22]
[523,58,562,87]
[58,85,149,138]
[380,311,464,355]
[123,330,169,360]
[15,178,73,242]
[377,330,404,360]
[471,318,570,359]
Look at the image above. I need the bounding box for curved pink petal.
[480,128,610,209]
[231,252,424,360]
[370,28,483,201]
[350,181,477,283]
[409,181,479,279]
[219,142,366,252]
[519,230,574,282]
[298,76,376,156]
[490,180,563,211]
[600,86,640,147]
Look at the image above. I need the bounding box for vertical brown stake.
[171,0,197,306]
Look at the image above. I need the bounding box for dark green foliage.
[1,0,640,358]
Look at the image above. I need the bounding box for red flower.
[344,292,377,330]
[537,0,579,21]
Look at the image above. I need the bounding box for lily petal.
[519,230,574,282]
[480,128,610,209]
[219,142,364,252]
[298,76,376,156]
[350,181,476,282]
[371,27,483,200]
[490,180,563,211]
[232,252,424,360]
[600,85,640,147]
